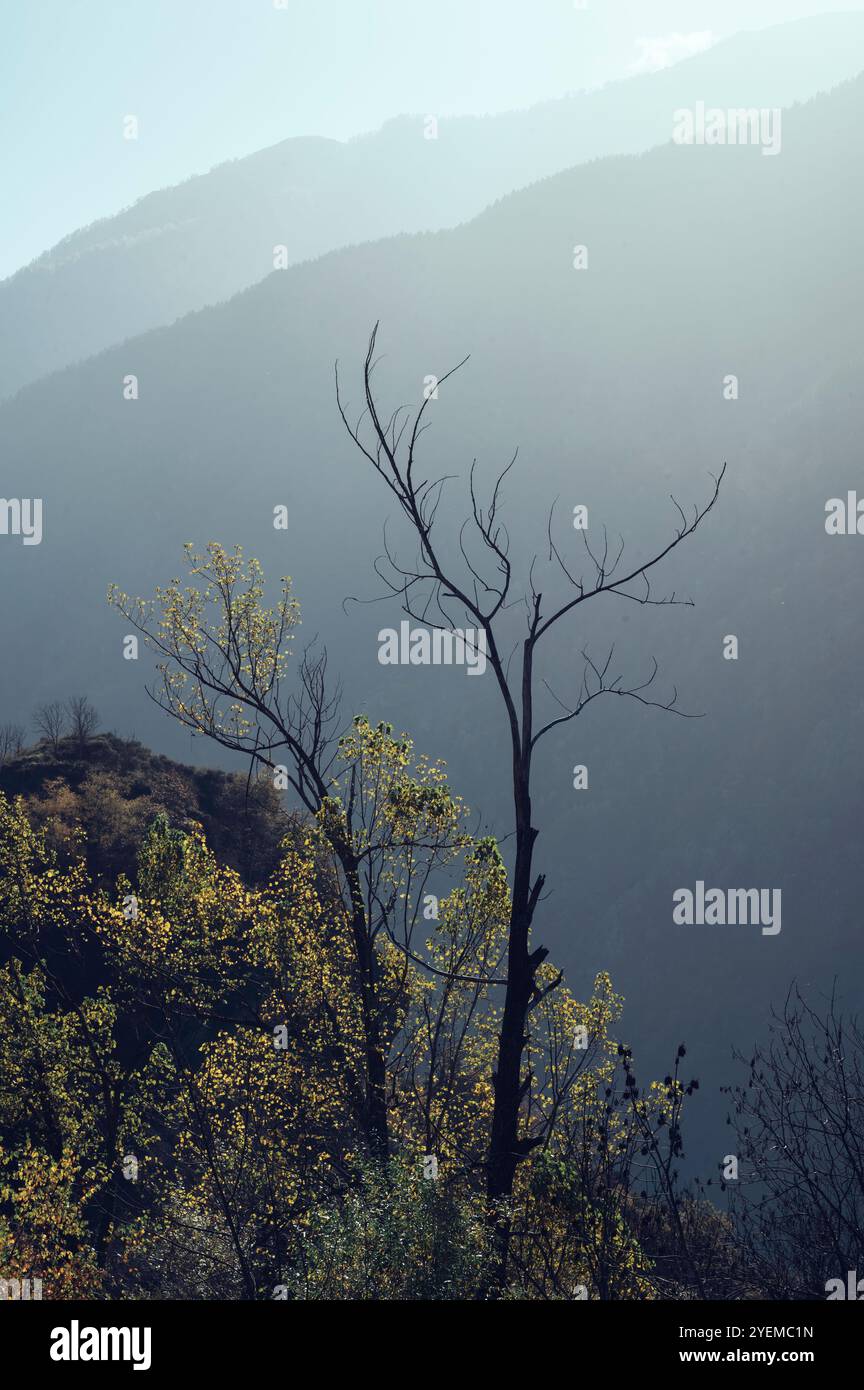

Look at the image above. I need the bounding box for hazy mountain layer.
[3,12,864,402]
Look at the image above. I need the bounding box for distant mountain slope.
[3,11,864,400]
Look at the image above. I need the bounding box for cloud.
[629,31,716,76]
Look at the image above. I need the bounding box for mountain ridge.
[4,11,864,401]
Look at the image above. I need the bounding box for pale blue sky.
[1,1,862,279]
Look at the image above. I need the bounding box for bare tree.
[0,723,25,766]
[65,696,99,744]
[33,701,67,752]
[336,323,725,1275]
[725,984,864,1299]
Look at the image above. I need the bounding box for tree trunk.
[342,853,390,1160]
[486,648,547,1280]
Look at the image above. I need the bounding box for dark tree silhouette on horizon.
[33,700,66,752]
[66,696,100,744]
